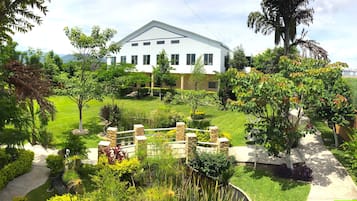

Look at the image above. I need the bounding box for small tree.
[229,45,248,70]
[61,26,120,132]
[190,55,205,90]
[153,50,176,97]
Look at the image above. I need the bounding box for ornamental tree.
[61,26,120,132]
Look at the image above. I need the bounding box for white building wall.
[114,27,228,75]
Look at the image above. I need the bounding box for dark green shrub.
[64,134,87,157]
[190,111,205,120]
[187,119,210,129]
[38,129,53,149]
[137,87,149,98]
[0,150,34,190]
[46,155,64,175]
[189,152,235,183]
[99,104,121,128]
[0,149,10,169]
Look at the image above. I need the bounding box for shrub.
[196,131,210,142]
[46,155,64,176]
[0,150,34,190]
[64,134,87,157]
[62,169,80,184]
[38,129,53,149]
[189,152,235,183]
[0,149,10,169]
[12,197,28,201]
[47,194,79,201]
[191,110,205,120]
[137,87,149,98]
[97,156,140,177]
[187,119,210,129]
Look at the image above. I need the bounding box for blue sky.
[13,0,357,68]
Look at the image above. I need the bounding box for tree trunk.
[333,124,339,147]
[78,99,83,131]
[29,99,36,144]
[286,152,294,170]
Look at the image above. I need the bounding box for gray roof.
[118,20,230,50]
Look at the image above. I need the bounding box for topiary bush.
[46,155,64,176]
[0,150,34,190]
[64,134,87,157]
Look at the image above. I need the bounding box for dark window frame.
[208,81,217,89]
[143,42,151,46]
[131,55,138,65]
[157,40,165,45]
[171,40,180,44]
[186,54,196,65]
[204,53,213,65]
[131,43,138,46]
[171,54,179,65]
[143,55,150,65]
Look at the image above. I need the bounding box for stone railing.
[98,122,230,162]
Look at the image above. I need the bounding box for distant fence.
[98,122,229,162]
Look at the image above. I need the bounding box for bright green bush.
[12,196,28,201]
[46,155,64,175]
[0,150,34,190]
[64,134,87,157]
[187,118,210,129]
[47,194,79,201]
[62,169,80,184]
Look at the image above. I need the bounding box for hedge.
[0,150,34,190]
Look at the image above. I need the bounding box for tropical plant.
[153,50,177,97]
[247,0,328,59]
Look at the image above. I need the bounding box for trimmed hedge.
[0,149,34,190]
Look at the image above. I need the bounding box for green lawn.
[47,96,247,148]
[230,165,310,201]
[26,179,54,201]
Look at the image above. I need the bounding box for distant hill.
[60,54,76,63]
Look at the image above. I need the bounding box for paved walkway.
[1,133,357,201]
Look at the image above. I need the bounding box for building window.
[171,40,180,44]
[157,40,165,44]
[171,54,179,65]
[208,81,217,89]
[109,57,116,65]
[143,55,150,65]
[204,54,213,65]
[120,56,126,64]
[131,43,138,46]
[143,42,151,46]
[131,55,138,64]
[186,54,195,65]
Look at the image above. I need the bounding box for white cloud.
[12,0,357,67]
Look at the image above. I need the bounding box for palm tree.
[248,0,328,60]
[0,0,50,43]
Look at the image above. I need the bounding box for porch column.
[180,74,184,90]
[150,73,154,96]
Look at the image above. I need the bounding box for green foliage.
[341,134,357,177]
[139,185,176,201]
[344,78,357,107]
[0,150,34,190]
[46,155,64,175]
[60,25,120,131]
[217,68,239,109]
[153,50,177,89]
[190,55,206,90]
[12,196,28,201]
[0,0,50,43]
[47,194,79,201]
[99,104,121,127]
[196,131,210,142]
[64,134,87,157]
[189,152,235,183]
[0,149,10,169]
[38,128,53,149]
[87,167,137,201]
[62,169,80,184]
[229,45,249,70]
[187,119,211,130]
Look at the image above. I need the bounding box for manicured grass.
[47,96,247,148]
[344,77,357,106]
[230,165,310,201]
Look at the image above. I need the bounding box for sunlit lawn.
[344,77,357,106]
[48,96,247,148]
[230,165,310,201]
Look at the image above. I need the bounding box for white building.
[108,20,230,91]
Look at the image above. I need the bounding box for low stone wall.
[98,122,230,163]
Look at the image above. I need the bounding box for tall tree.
[190,55,205,90]
[229,45,249,70]
[247,0,328,60]
[0,0,50,43]
[61,26,120,132]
